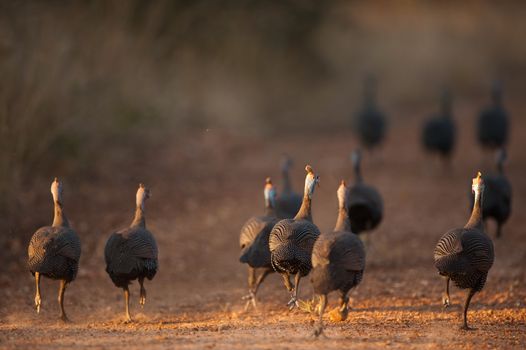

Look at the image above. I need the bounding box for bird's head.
[304,165,320,199]
[472,172,485,195]
[337,180,348,209]
[264,177,277,208]
[50,177,63,204]
[136,183,151,210]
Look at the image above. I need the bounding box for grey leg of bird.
[247,268,272,310]
[287,273,301,310]
[124,286,132,322]
[58,280,69,322]
[139,277,146,307]
[281,273,293,292]
[442,277,450,308]
[243,267,257,311]
[313,294,327,338]
[338,292,350,321]
[496,223,502,239]
[461,289,476,330]
[34,272,41,314]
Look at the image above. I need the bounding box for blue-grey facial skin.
[264,187,276,208]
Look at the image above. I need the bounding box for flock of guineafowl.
[27,80,511,337]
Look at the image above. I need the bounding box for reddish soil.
[1,102,525,349]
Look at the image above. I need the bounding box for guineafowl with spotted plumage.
[275,155,302,219]
[434,172,495,330]
[28,178,81,322]
[311,181,366,337]
[347,150,383,235]
[269,165,321,309]
[105,183,158,322]
[472,150,512,238]
[354,75,387,151]
[239,177,279,310]
[422,89,456,161]
[477,82,509,150]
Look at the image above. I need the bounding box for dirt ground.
[1,101,525,349]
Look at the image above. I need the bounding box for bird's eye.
[241,244,246,249]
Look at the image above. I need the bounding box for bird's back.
[105,226,158,286]
[28,226,81,281]
[269,219,320,275]
[423,117,455,154]
[356,107,386,148]
[239,215,278,268]
[482,175,512,222]
[434,227,494,291]
[347,183,383,233]
[478,106,509,148]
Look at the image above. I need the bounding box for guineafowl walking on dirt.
[472,150,512,238]
[28,178,81,322]
[311,181,366,337]
[477,82,509,150]
[347,150,383,236]
[434,172,495,330]
[269,165,321,309]
[105,183,158,322]
[422,89,456,162]
[276,155,302,219]
[239,177,279,310]
[354,75,387,151]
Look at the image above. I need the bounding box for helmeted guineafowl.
[354,75,387,151]
[477,82,509,150]
[275,155,302,219]
[239,177,279,310]
[472,149,512,238]
[422,89,456,161]
[28,178,81,322]
[105,183,158,322]
[311,181,366,337]
[434,172,495,330]
[269,165,321,309]
[347,150,383,235]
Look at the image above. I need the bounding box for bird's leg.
[496,223,502,239]
[287,273,301,310]
[124,286,132,322]
[313,294,327,338]
[442,277,450,308]
[34,272,41,314]
[338,291,350,321]
[461,289,476,330]
[242,267,256,311]
[58,279,69,322]
[139,277,146,307]
[244,268,272,311]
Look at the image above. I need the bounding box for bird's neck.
[465,191,483,230]
[282,170,292,193]
[294,194,312,222]
[264,201,276,217]
[334,207,351,232]
[52,201,69,228]
[354,163,363,183]
[131,206,146,228]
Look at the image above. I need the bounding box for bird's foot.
[34,295,41,314]
[287,296,299,310]
[124,316,133,324]
[442,295,450,309]
[312,324,327,338]
[242,291,257,311]
[60,314,70,323]
[460,324,476,331]
[139,296,146,308]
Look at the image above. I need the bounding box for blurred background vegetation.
[1,0,525,232]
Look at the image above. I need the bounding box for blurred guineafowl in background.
[422,89,456,162]
[105,183,158,322]
[434,172,494,330]
[471,150,512,238]
[311,181,366,337]
[354,75,387,151]
[477,82,509,150]
[28,178,81,322]
[347,150,383,237]
[269,165,321,309]
[276,155,302,219]
[239,177,279,310]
